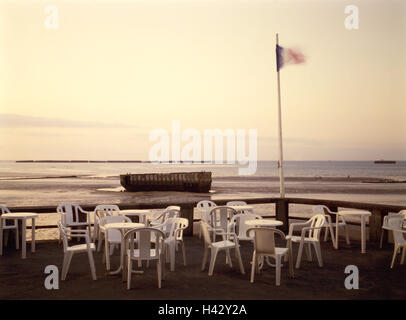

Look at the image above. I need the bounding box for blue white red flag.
[276,45,305,71]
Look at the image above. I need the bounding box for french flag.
[276,45,305,71]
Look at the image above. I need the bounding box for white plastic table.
[119,209,153,224]
[103,222,144,279]
[336,210,371,254]
[0,212,38,259]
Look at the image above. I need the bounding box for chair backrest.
[312,205,333,215]
[229,213,262,239]
[164,217,189,241]
[226,201,247,206]
[99,215,131,241]
[200,221,212,247]
[248,227,286,255]
[209,206,237,232]
[94,204,120,223]
[306,214,327,240]
[383,212,403,228]
[0,205,11,215]
[154,208,180,228]
[196,201,217,223]
[57,203,83,225]
[124,227,165,260]
[387,217,406,244]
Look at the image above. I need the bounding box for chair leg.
[127,258,132,289]
[169,243,175,272]
[105,240,111,271]
[296,241,304,269]
[275,255,282,286]
[97,232,103,252]
[314,242,323,267]
[324,227,328,242]
[208,247,218,276]
[201,247,209,271]
[157,259,162,288]
[61,252,69,280]
[62,252,73,280]
[390,244,398,269]
[305,243,312,261]
[88,250,97,280]
[226,249,233,268]
[328,225,336,248]
[250,251,256,283]
[235,245,245,275]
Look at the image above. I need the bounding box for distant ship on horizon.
[374,160,396,164]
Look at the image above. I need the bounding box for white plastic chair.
[200,221,245,276]
[153,217,189,271]
[380,210,406,248]
[196,200,217,238]
[286,214,327,269]
[124,227,166,289]
[387,217,406,269]
[93,204,120,245]
[56,221,97,280]
[98,215,132,271]
[57,203,92,242]
[312,205,349,248]
[0,205,19,251]
[208,206,238,242]
[228,213,263,241]
[148,207,180,231]
[248,227,294,286]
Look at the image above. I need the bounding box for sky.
[0,0,405,161]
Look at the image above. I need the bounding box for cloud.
[0,114,140,129]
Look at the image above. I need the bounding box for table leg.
[31,218,35,253]
[22,219,26,259]
[361,216,366,254]
[335,215,339,250]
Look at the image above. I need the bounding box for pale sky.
[0,0,405,160]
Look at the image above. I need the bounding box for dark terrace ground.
[0,234,405,300]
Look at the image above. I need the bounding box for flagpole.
[276,33,285,198]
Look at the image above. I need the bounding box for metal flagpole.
[276,33,285,198]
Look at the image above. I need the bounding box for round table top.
[338,210,371,216]
[245,219,283,227]
[104,222,144,229]
[1,212,38,219]
[119,209,152,216]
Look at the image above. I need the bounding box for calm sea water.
[1,161,406,180]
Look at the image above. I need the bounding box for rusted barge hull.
[120,171,212,193]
